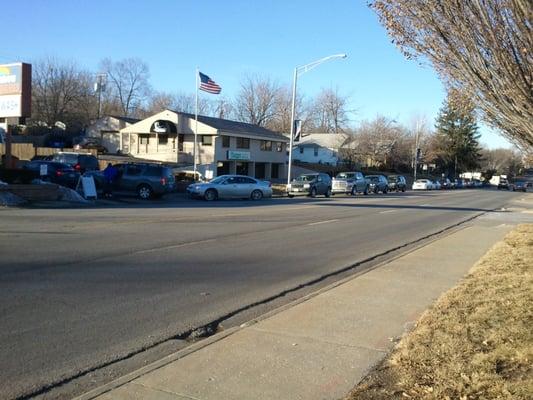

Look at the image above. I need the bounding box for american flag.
[199,72,221,94]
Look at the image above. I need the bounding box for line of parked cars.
[411,177,483,191]
[285,172,407,199]
[23,151,505,202]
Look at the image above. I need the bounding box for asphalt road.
[0,189,521,399]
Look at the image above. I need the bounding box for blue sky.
[3,0,512,148]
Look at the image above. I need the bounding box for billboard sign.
[0,63,31,118]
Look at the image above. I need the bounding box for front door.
[218,176,240,198]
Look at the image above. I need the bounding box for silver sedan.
[187,175,273,201]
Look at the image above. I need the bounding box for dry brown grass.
[346,224,533,400]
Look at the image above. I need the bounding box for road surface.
[0,189,521,399]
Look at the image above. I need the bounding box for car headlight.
[303,183,310,189]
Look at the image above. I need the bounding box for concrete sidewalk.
[80,224,511,400]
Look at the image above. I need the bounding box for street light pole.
[287,53,347,186]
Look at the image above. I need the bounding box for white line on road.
[307,219,339,226]
[379,209,397,214]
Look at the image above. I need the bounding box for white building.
[120,110,289,180]
[85,115,140,153]
[292,133,349,166]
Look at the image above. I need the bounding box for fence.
[0,144,97,161]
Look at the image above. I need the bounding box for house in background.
[292,133,349,166]
[85,115,140,153]
[120,110,289,180]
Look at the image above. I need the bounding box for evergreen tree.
[434,93,482,176]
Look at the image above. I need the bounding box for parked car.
[439,178,452,189]
[89,163,175,199]
[497,178,509,190]
[173,169,205,192]
[387,175,407,192]
[23,160,80,188]
[331,171,368,195]
[74,138,108,154]
[187,174,272,201]
[51,152,99,174]
[287,173,332,198]
[511,180,528,192]
[412,179,432,190]
[433,180,442,190]
[365,175,389,194]
[454,179,465,189]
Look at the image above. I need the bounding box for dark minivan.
[288,173,332,198]
[52,152,99,174]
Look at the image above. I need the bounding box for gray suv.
[332,171,369,195]
[91,163,175,199]
[366,174,389,194]
[288,173,332,198]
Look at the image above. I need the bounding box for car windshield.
[367,176,379,182]
[295,175,317,182]
[54,154,78,165]
[336,173,353,179]
[387,176,397,182]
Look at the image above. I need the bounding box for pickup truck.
[331,171,369,195]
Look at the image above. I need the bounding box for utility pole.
[413,121,420,182]
[94,73,107,119]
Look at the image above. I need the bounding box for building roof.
[295,132,349,149]
[174,111,288,142]
[107,115,141,124]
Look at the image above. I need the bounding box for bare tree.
[345,116,408,168]
[234,75,281,127]
[309,87,352,133]
[479,147,523,176]
[31,57,96,131]
[100,58,150,117]
[370,0,533,149]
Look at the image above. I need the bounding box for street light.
[287,53,347,186]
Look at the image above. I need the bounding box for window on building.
[260,140,272,151]
[236,137,250,149]
[221,135,230,148]
[299,147,304,154]
[314,146,319,157]
[139,135,149,145]
[158,135,168,145]
[201,135,213,146]
[276,142,283,152]
[178,134,184,151]
[271,163,280,179]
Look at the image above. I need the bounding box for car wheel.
[204,189,218,201]
[288,194,294,198]
[250,189,263,200]
[364,186,369,195]
[374,187,379,194]
[137,184,153,200]
[402,187,406,192]
[383,187,388,194]
[325,187,332,198]
[350,187,356,196]
[310,187,317,198]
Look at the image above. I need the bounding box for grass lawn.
[346,224,533,400]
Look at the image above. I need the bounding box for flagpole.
[194,67,199,176]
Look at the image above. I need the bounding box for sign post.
[0,63,32,168]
